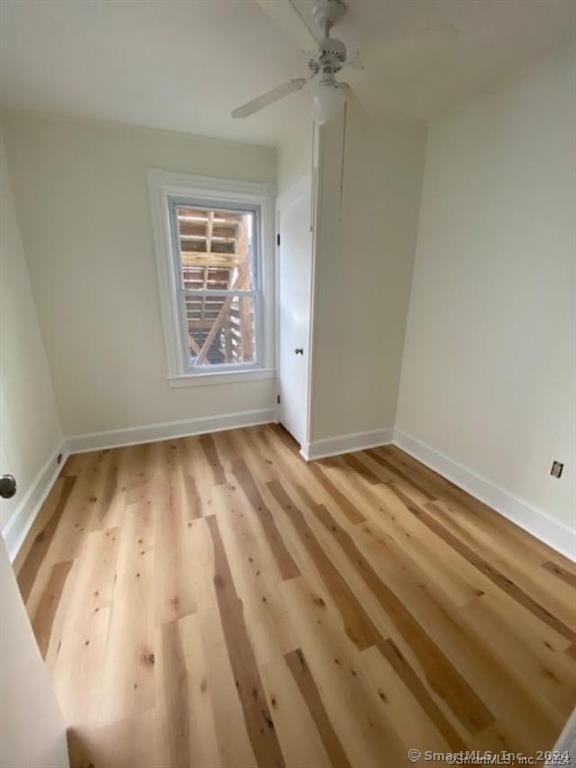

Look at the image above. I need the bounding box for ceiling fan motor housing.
[318,36,347,73]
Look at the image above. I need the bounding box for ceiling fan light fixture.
[311,77,347,125]
[233,0,353,122]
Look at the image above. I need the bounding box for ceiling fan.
[232,0,459,125]
[232,0,358,125]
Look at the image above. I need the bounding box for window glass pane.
[185,294,256,367]
[176,207,255,292]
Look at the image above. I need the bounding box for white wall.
[310,100,427,443]
[397,44,576,533]
[0,131,63,537]
[0,537,69,767]
[1,113,277,439]
[276,105,314,195]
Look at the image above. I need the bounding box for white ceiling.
[1,0,574,146]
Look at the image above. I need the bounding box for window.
[171,203,259,369]
[148,171,275,385]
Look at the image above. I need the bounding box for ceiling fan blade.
[231,78,309,119]
[256,0,321,51]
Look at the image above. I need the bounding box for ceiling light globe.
[311,80,347,125]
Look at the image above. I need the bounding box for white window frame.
[148,169,276,387]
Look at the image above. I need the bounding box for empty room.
[1,1,575,766]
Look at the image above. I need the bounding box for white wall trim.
[393,429,576,563]
[305,124,320,451]
[302,428,393,461]
[1,441,69,563]
[167,368,275,388]
[67,408,277,454]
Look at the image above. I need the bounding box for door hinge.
[276,394,281,405]
[277,233,281,247]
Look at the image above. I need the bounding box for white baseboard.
[1,441,69,563]
[67,408,277,454]
[393,429,576,563]
[302,428,393,461]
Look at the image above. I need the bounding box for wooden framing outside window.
[170,204,260,369]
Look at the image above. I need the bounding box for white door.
[276,176,313,448]
[0,421,69,767]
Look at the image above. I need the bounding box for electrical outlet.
[550,461,564,478]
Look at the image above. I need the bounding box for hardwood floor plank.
[182,471,203,520]
[374,636,467,749]
[206,515,286,768]
[341,454,383,486]
[179,438,219,517]
[231,458,300,581]
[285,648,353,768]
[17,476,76,602]
[50,527,121,727]
[97,510,155,726]
[543,560,576,589]
[308,462,366,524]
[44,451,113,566]
[358,645,454,753]
[214,485,291,652]
[31,560,73,658]
[158,619,191,768]
[258,654,334,768]
[364,449,436,501]
[168,614,222,768]
[152,471,197,625]
[94,456,120,529]
[199,433,227,486]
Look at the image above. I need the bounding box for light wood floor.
[15,424,576,768]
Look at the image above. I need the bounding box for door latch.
[294,348,304,355]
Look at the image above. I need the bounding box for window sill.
[167,368,276,388]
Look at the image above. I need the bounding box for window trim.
[147,169,276,384]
